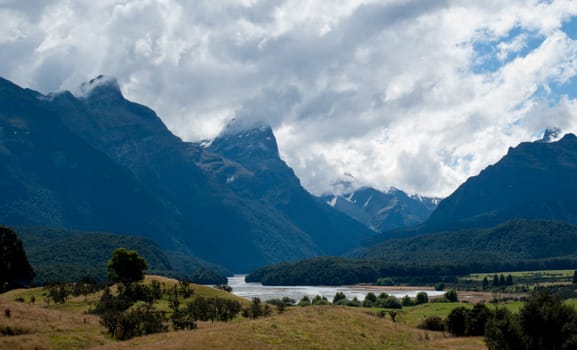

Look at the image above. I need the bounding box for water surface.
[227,275,444,302]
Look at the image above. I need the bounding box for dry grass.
[92,306,487,350]
[1,277,489,350]
[0,295,112,350]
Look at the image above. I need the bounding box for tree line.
[247,255,577,286]
[419,290,577,349]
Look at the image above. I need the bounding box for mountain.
[0,77,174,241]
[360,219,577,264]
[205,121,374,255]
[321,187,439,232]
[426,133,577,230]
[0,76,373,272]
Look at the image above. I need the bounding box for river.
[227,275,445,302]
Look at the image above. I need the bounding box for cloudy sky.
[1,0,577,197]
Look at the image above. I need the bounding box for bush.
[362,292,378,307]
[401,295,414,307]
[446,306,468,336]
[383,296,402,309]
[418,315,445,331]
[465,303,493,336]
[298,296,311,307]
[100,304,167,340]
[416,292,429,305]
[312,295,330,305]
[444,289,458,302]
[485,308,524,350]
[242,297,271,319]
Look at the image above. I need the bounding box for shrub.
[418,315,445,331]
[416,292,429,305]
[298,296,311,307]
[446,306,468,336]
[444,289,458,302]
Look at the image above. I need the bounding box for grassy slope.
[91,306,486,350]
[0,280,489,350]
[0,276,248,350]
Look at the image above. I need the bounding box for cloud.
[1,0,577,197]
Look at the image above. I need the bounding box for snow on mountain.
[321,186,440,232]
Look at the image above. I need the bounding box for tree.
[444,289,458,302]
[416,291,429,305]
[484,290,577,349]
[362,292,377,307]
[519,290,577,350]
[493,274,500,288]
[333,291,347,304]
[107,248,147,286]
[485,308,524,350]
[0,226,35,291]
[573,270,577,284]
[446,306,468,336]
[482,277,489,290]
[465,303,493,336]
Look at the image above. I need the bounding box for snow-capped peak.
[218,117,269,137]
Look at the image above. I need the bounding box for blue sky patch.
[561,15,577,40]
[471,27,545,74]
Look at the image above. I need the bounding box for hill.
[0,275,247,350]
[360,219,577,265]
[248,219,577,286]
[14,226,227,285]
[91,306,486,350]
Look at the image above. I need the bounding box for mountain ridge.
[0,76,374,272]
[321,186,440,232]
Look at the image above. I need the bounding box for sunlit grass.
[465,269,574,282]
[92,306,488,350]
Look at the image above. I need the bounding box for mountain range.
[363,131,577,253]
[0,75,375,272]
[321,187,439,232]
[4,74,577,279]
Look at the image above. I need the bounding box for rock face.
[0,76,373,272]
[321,187,439,232]
[426,133,577,230]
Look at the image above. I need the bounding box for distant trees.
[189,268,227,285]
[481,273,515,291]
[0,226,35,292]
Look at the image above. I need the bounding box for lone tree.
[107,248,148,286]
[0,226,35,291]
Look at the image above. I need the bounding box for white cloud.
[1,0,577,197]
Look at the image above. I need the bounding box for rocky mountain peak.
[77,75,123,103]
[209,119,279,162]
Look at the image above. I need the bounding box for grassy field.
[1,275,491,350]
[464,269,574,284]
[91,306,487,350]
